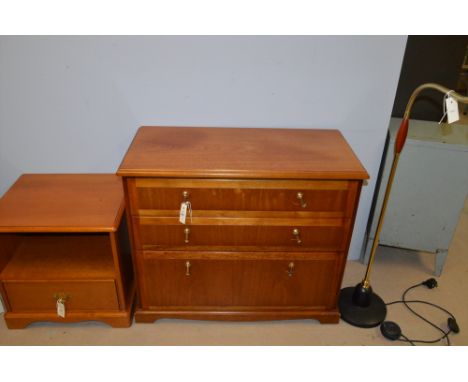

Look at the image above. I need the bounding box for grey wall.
[0,36,407,262]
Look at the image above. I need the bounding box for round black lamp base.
[339,286,387,328]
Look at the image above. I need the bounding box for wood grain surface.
[4,280,120,311]
[0,174,125,232]
[117,127,369,180]
[141,258,338,308]
[0,235,115,280]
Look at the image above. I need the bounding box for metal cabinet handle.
[296,192,307,208]
[185,260,191,276]
[287,262,295,277]
[53,293,69,301]
[292,228,302,244]
[184,227,190,243]
[182,190,190,201]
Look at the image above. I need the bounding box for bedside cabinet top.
[0,174,124,233]
[117,126,369,180]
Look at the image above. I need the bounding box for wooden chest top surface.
[117,127,369,180]
[0,174,124,233]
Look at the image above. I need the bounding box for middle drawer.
[133,217,350,252]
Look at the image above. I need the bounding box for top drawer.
[126,178,360,217]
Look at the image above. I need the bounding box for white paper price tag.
[446,96,459,124]
[57,299,66,318]
[179,202,187,224]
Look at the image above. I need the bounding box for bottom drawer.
[140,253,341,309]
[3,280,120,312]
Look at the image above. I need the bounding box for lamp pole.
[339,83,468,328]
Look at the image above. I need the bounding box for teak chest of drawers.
[118,126,368,323]
[0,174,135,328]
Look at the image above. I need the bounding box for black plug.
[422,278,438,289]
[448,317,460,334]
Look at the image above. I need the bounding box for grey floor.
[1,199,467,345]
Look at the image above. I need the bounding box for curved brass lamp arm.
[403,83,468,119]
[363,83,468,288]
[395,84,468,155]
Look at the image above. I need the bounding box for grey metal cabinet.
[362,118,468,275]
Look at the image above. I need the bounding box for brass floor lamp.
[339,83,468,328]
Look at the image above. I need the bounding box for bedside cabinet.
[0,174,135,328]
[118,127,368,324]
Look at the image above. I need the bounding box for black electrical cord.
[387,299,455,345]
[403,283,450,345]
[397,328,452,345]
[399,334,415,346]
[384,279,458,346]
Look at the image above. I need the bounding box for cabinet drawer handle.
[292,228,302,244]
[53,293,69,301]
[182,190,190,201]
[184,227,190,243]
[185,260,191,276]
[287,262,295,277]
[296,192,307,208]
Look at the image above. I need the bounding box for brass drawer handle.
[296,192,307,208]
[292,228,302,244]
[184,227,190,243]
[182,190,190,201]
[53,293,69,301]
[287,262,295,277]
[185,260,191,276]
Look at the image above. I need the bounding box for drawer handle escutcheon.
[185,261,191,276]
[292,228,302,244]
[296,192,307,208]
[287,262,295,277]
[184,227,191,243]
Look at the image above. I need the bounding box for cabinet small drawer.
[4,280,119,312]
[141,254,339,308]
[128,179,356,216]
[135,219,348,251]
